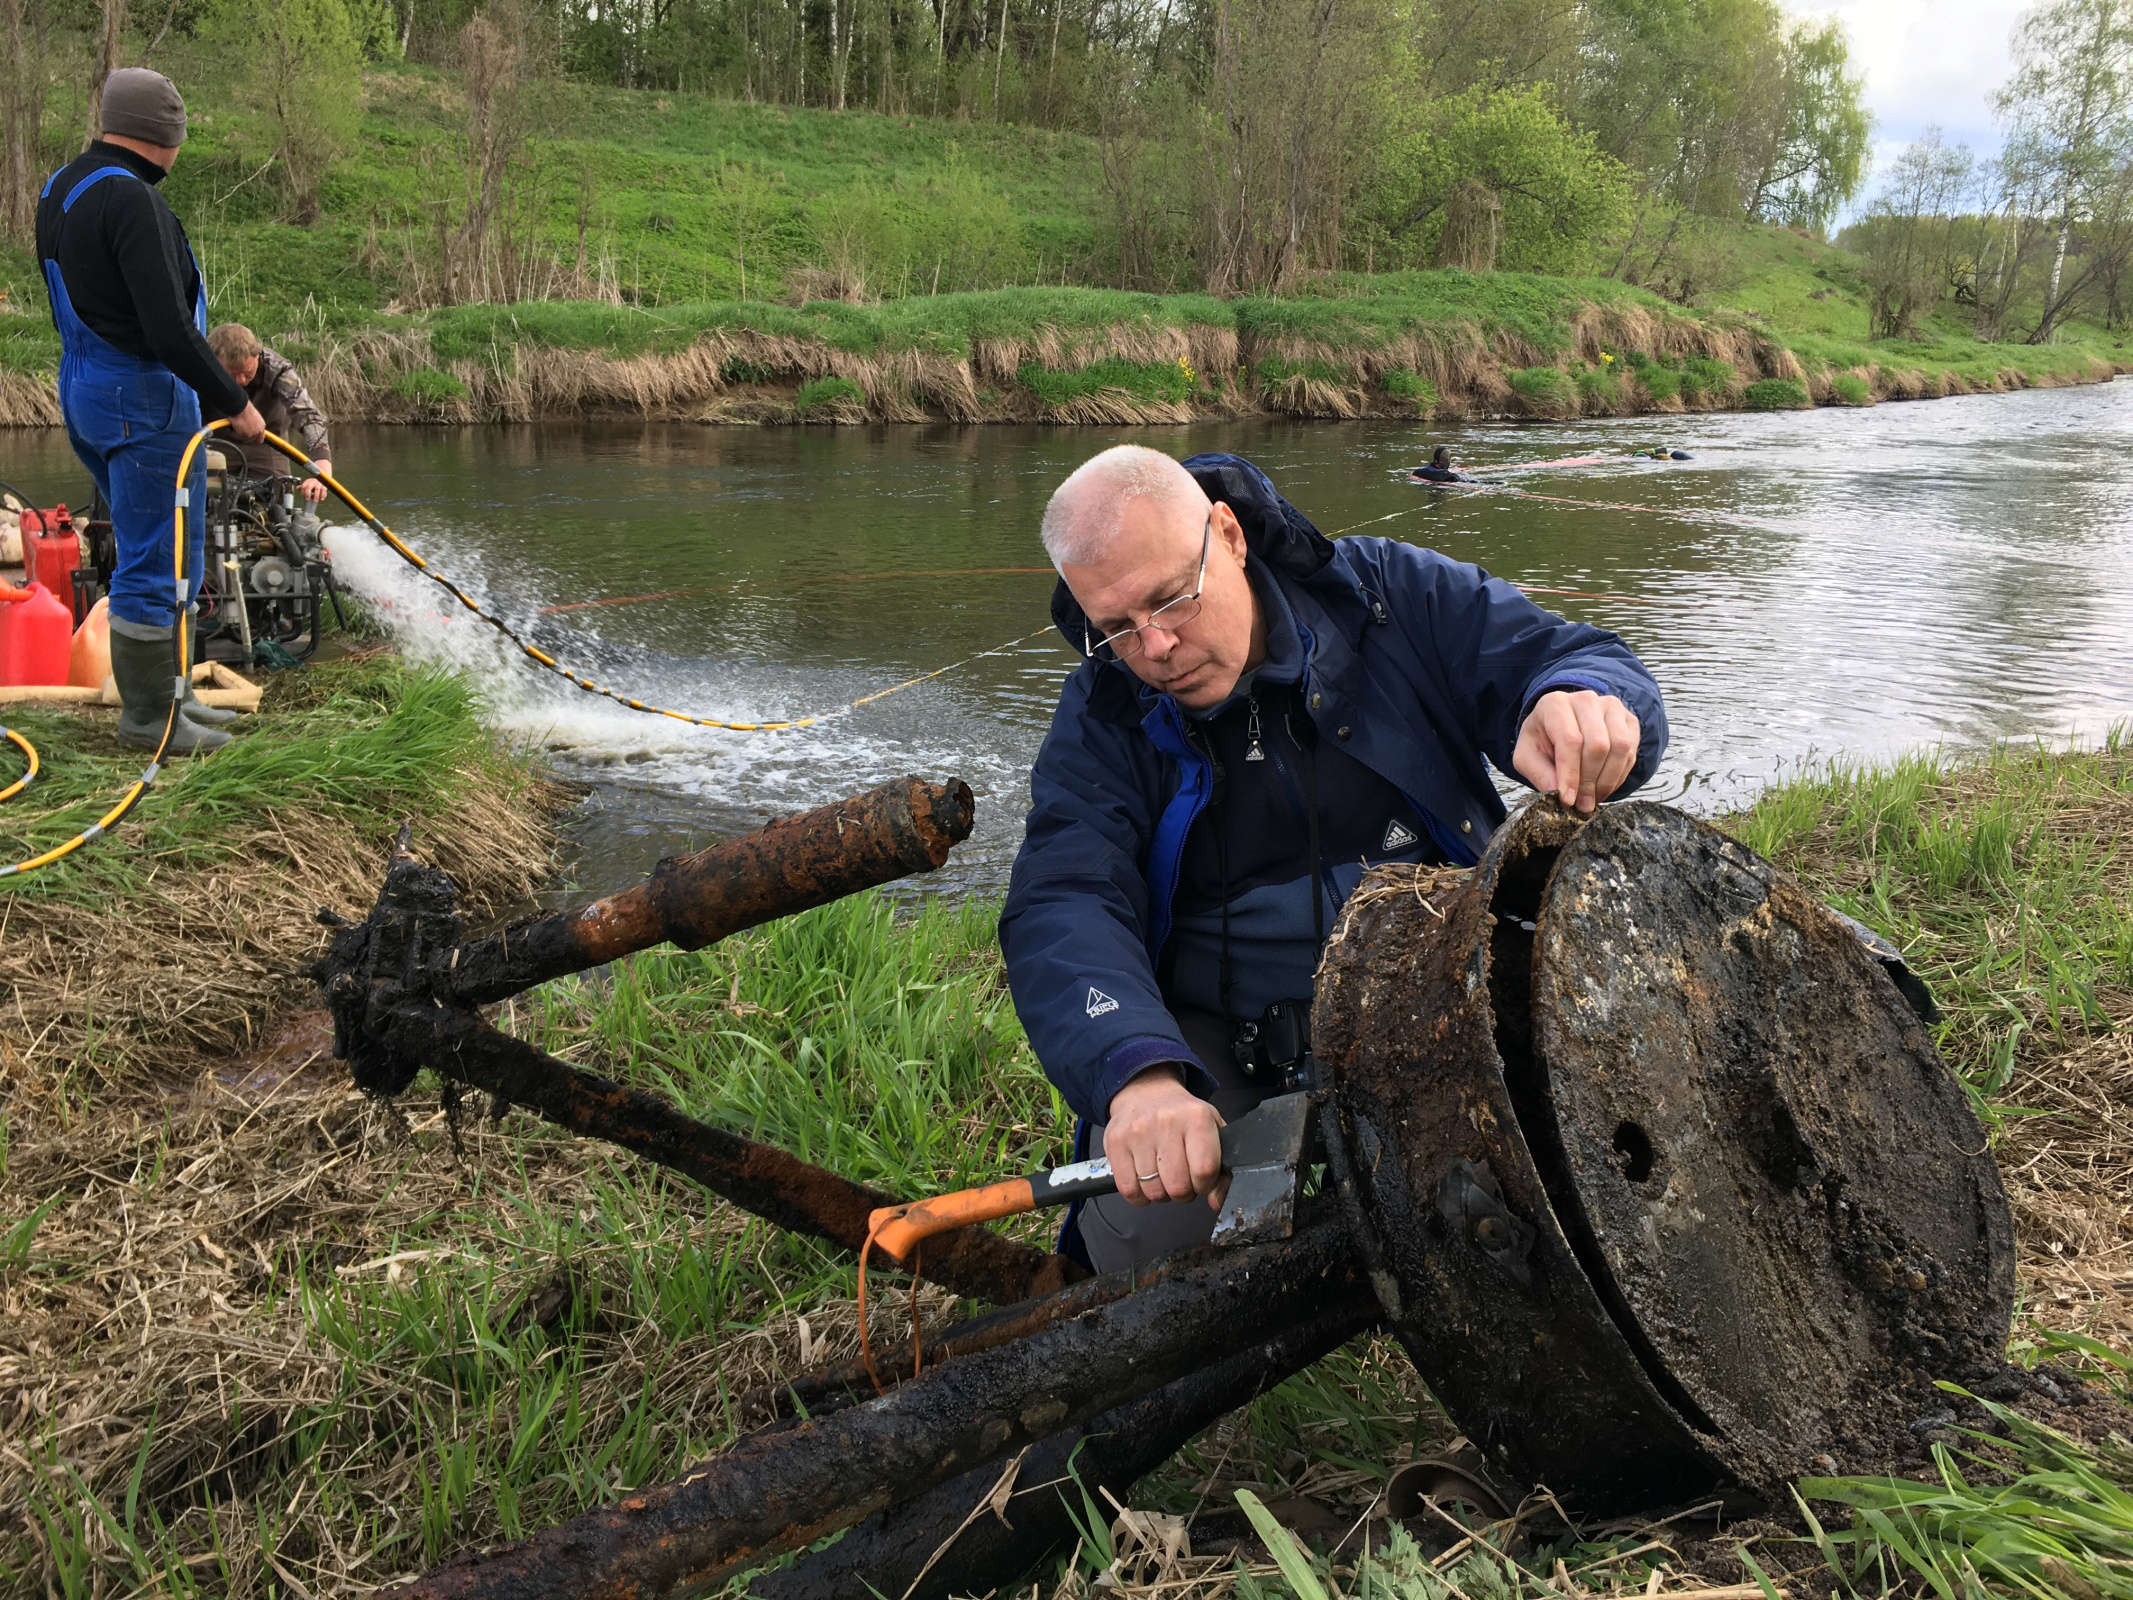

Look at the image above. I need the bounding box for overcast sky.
[1777,0,2034,204]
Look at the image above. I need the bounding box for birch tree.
[1994,0,2133,339]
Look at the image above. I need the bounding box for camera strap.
[1205,685,1325,1075]
[1294,688,1324,955]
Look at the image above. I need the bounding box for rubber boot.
[112,631,231,755]
[173,609,237,727]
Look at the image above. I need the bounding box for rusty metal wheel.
[1315,800,2014,1509]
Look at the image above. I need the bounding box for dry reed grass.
[0,1073,960,1598]
[2003,1029,2133,1353]
[0,750,561,1097]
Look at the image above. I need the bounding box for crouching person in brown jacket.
[207,322,333,501]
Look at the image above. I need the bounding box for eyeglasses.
[1084,516,1209,662]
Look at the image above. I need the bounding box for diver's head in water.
[1431,446,1452,469]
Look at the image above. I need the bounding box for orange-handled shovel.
[869,1091,1316,1265]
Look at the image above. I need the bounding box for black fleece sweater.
[35,142,249,419]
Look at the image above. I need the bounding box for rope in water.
[1328,501,1679,606]
[537,568,1057,616]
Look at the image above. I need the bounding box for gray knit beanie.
[99,68,187,148]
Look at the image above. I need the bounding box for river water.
[9,381,2132,900]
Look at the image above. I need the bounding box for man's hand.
[300,459,332,504]
[1104,1066,1229,1211]
[231,402,266,443]
[1513,689,1642,814]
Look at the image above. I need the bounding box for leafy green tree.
[1994,0,2133,338]
[1364,85,1632,273]
[1849,128,1977,338]
[203,0,363,223]
[1403,0,1584,99]
[1194,0,1403,292]
[1741,17,1872,232]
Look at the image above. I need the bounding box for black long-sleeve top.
[35,142,250,419]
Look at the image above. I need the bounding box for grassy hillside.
[0,60,1100,330]
[0,57,2121,425]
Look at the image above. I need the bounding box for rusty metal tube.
[446,776,974,1004]
[742,1237,1280,1429]
[387,1220,1365,1600]
[748,1299,1375,1600]
[360,998,1066,1307]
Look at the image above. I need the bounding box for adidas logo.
[1382,819,1420,852]
[1086,987,1120,1018]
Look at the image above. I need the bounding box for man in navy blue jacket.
[999,447,1666,1271]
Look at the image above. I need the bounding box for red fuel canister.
[0,581,73,686]
[23,506,79,606]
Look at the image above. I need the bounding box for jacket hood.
[1048,452,1339,653]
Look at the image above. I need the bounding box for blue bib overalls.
[40,163,206,632]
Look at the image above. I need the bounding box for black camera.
[1230,998,1314,1088]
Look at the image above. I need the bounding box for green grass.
[0,654,509,908]
[390,366,469,402]
[791,374,863,413]
[1731,734,2132,1092]
[1799,1372,2133,1600]
[1256,355,1353,385]
[1573,363,1625,407]
[1507,364,1574,408]
[1019,354,1197,407]
[1828,371,1872,406]
[1677,355,1737,404]
[1382,370,1440,413]
[420,286,1239,365]
[1708,221,1876,343]
[1235,269,1670,360]
[1743,376,1810,410]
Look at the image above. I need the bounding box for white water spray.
[320,521,1046,893]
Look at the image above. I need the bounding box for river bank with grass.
[0,64,2123,432]
[0,651,564,1090]
[2,725,2128,1597]
[0,273,2120,431]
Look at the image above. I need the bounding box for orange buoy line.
[536,567,1056,616]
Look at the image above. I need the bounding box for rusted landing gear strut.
[318,784,2016,1600]
[315,775,1071,1308]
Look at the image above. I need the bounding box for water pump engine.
[71,448,345,661]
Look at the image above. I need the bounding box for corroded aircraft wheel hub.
[1313,801,2014,1509]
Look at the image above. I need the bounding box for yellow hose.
[0,725,38,803]
[3,419,1055,877]
[0,433,197,877]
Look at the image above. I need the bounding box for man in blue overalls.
[36,67,264,754]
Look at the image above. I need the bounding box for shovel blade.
[1211,1092,1315,1247]
[1212,1163,1304,1247]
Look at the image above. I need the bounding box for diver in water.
[1411,446,1474,484]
